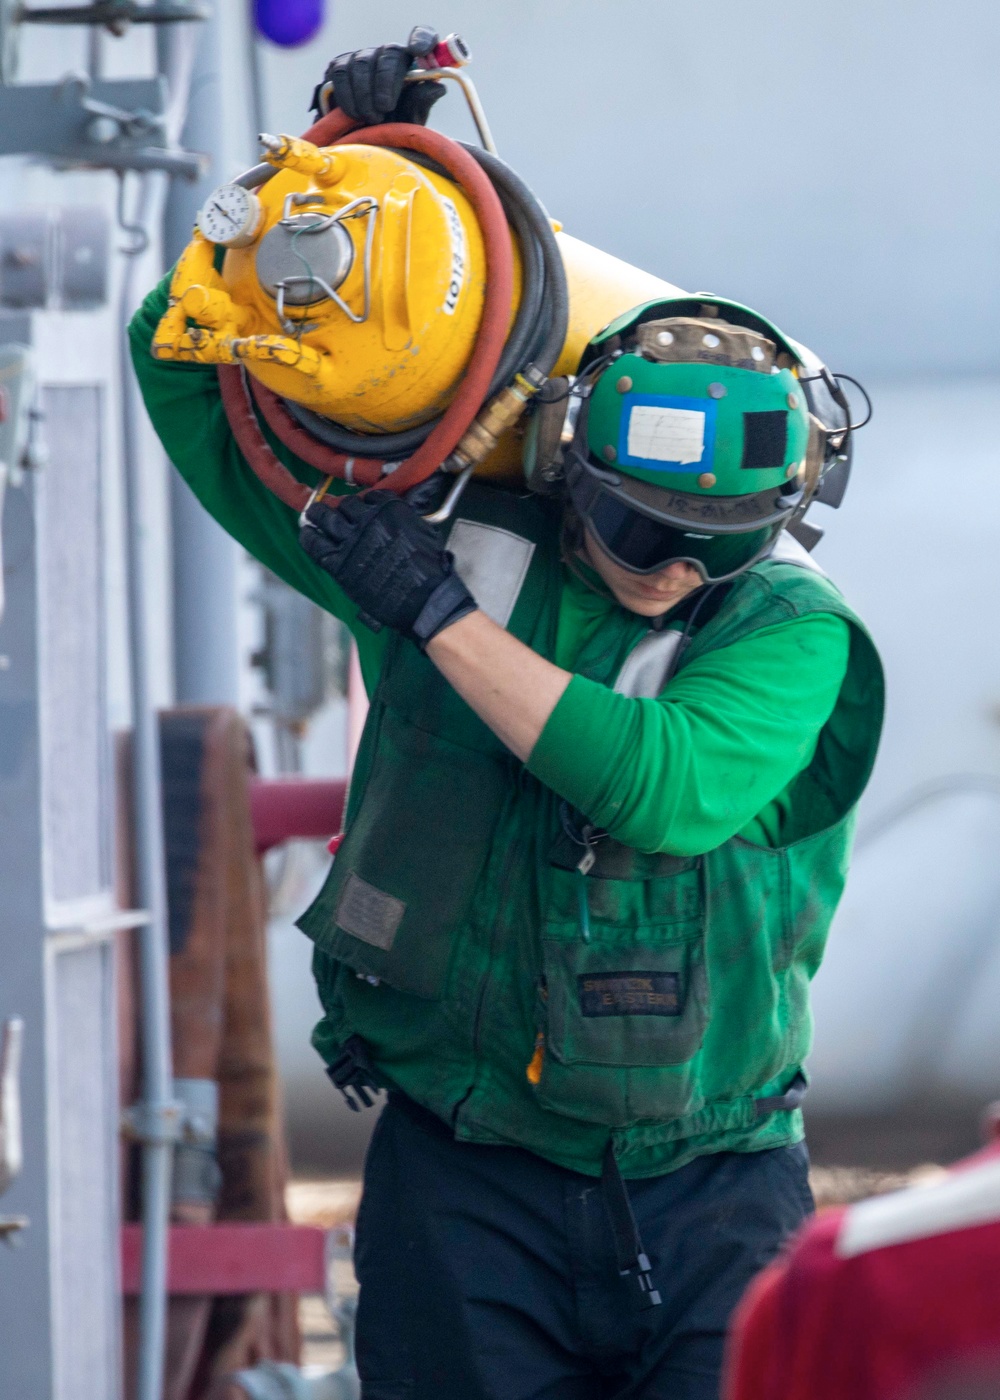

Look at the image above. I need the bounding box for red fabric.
[724,1146,1000,1400]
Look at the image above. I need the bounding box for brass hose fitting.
[450,368,547,470]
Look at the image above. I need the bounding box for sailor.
[130,41,884,1400]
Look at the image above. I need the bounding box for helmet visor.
[585,487,777,581]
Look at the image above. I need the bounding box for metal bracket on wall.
[0,1017,23,1198]
[18,2,207,31]
[0,207,110,310]
[0,1214,29,1244]
[0,75,206,178]
[0,0,207,75]
[0,0,208,174]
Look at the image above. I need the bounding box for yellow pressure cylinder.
[154,136,684,484]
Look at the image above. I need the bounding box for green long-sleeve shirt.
[129,277,849,859]
[534,576,847,855]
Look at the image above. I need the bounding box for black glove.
[299,492,476,649]
[310,27,446,125]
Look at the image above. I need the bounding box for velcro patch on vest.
[336,871,406,951]
[577,972,681,1017]
[445,520,535,630]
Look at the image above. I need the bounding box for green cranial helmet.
[547,295,851,583]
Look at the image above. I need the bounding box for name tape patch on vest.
[577,972,681,1018]
[336,871,406,951]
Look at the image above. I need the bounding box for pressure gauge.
[196,184,264,248]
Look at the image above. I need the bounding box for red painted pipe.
[248,777,347,855]
[121,1223,328,1295]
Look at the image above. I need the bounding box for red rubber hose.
[249,377,383,488]
[216,109,515,508]
[301,105,360,146]
[217,365,311,511]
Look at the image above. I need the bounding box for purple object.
[254,0,325,47]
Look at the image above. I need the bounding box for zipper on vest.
[560,800,602,943]
[576,871,591,942]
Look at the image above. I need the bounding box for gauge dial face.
[196,184,263,248]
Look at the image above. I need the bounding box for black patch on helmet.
[742,411,788,470]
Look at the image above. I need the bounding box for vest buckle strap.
[753,1070,808,1119]
[629,1253,662,1311]
[600,1141,663,1311]
[326,1034,382,1112]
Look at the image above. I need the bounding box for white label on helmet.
[627,405,706,465]
[440,197,466,315]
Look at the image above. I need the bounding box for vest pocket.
[299,713,508,1001]
[541,929,709,1069]
[534,861,710,1127]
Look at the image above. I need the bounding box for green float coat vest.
[300,484,884,1178]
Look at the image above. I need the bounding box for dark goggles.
[583,488,778,582]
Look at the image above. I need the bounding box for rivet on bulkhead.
[707,383,727,399]
[787,392,799,409]
[603,445,617,463]
[616,376,633,394]
[698,472,717,489]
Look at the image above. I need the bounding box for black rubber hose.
[284,144,567,459]
[283,401,430,464]
[461,144,569,378]
[488,182,546,389]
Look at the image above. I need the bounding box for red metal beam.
[121,1223,328,1295]
[248,777,347,855]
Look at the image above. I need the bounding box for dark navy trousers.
[353,1093,813,1400]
